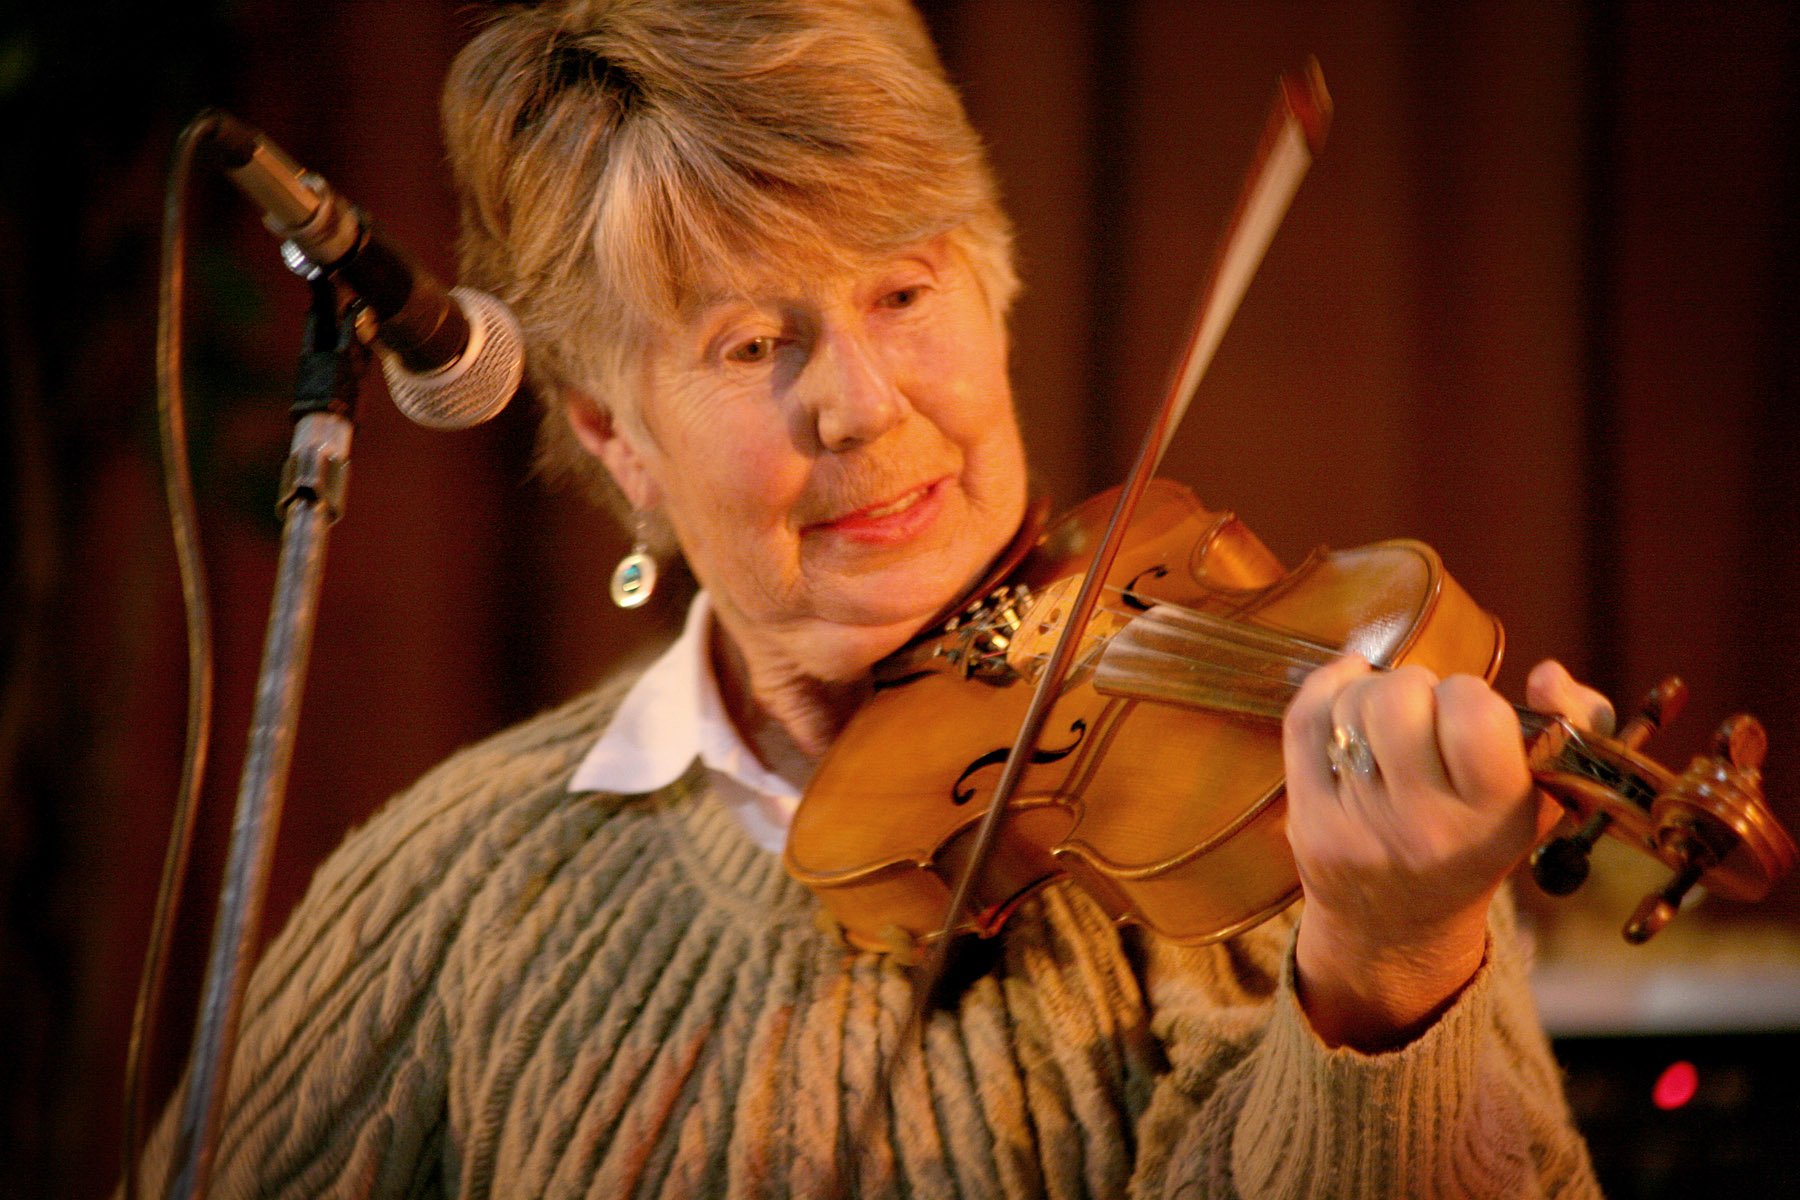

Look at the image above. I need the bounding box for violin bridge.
[1003,576,1131,688]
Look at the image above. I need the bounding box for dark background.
[4,1,1797,1196]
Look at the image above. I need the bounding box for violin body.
[786,481,1506,957]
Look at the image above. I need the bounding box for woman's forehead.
[677,235,954,314]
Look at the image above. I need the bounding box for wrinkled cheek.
[975,423,1029,517]
[708,507,809,612]
[973,375,1027,474]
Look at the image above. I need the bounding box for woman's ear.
[564,389,660,510]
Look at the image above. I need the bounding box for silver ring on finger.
[1327,723,1379,783]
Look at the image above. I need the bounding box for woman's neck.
[708,616,872,786]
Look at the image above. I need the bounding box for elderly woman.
[139,1,1606,1196]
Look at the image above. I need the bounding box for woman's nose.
[805,329,908,451]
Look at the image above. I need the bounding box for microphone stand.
[165,278,366,1200]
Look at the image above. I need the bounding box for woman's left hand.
[1281,656,1613,1049]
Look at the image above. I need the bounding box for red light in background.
[1653,1060,1699,1110]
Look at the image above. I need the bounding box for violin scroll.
[1529,677,1796,943]
[1529,676,1687,896]
[1620,712,1783,942]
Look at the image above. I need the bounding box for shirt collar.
[570,592,802,805]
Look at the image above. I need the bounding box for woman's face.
[579,235,1028,680]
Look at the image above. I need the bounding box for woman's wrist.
[1293,902,1490,1052]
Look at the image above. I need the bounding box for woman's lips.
[806,478,947,546]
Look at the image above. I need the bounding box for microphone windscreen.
[378,287,523,430]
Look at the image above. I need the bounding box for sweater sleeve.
[1130,893,1601,1200]
[127,685,622,1200]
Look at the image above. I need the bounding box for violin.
[785,481,1797,961]
[784,60,1796,965]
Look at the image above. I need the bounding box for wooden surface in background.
[6,1,1796,1194]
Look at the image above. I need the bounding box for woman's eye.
[727,336,776,364]
[882,286,923,309]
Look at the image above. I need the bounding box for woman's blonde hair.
[443,0,1018,507]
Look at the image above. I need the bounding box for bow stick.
[919,59,1332,973]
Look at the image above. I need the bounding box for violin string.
[1009,596,1609,778]
[1093,605,1338,676]
[1011,590,1341,697]
[989,581,1341,668]
[1013,632,1312,683]
[1083,598,1597,759]
[1073,595,1586,744]
[1009,604,1335,672]
[1014,639,1313,715]
[1098,587,1346,661]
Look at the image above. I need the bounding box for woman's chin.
[793,585,961,678]
[823,561,975,632]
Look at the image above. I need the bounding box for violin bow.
[919,59,1332,978]
[1150,61,1334,473]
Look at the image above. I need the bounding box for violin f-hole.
[1122,565,1170,611]
[952,719,1089,805]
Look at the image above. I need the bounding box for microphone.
[201,110,522,429]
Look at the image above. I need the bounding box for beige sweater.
[139,678,1599,1198]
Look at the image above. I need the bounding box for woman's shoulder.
[187,665,677,1194]
[282,665,657,941]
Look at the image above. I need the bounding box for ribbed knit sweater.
[138,675,1600,1198]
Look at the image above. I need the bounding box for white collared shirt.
[570,593,801,853]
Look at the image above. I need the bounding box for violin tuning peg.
[1623,863,1704,944]
[1644,675,1688,725]
[1713,714,1768,771]
[1623,889,1678,944]
[1617,675,1687,751]
[1530,812,1611,897]
[1530,836,1593,897]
